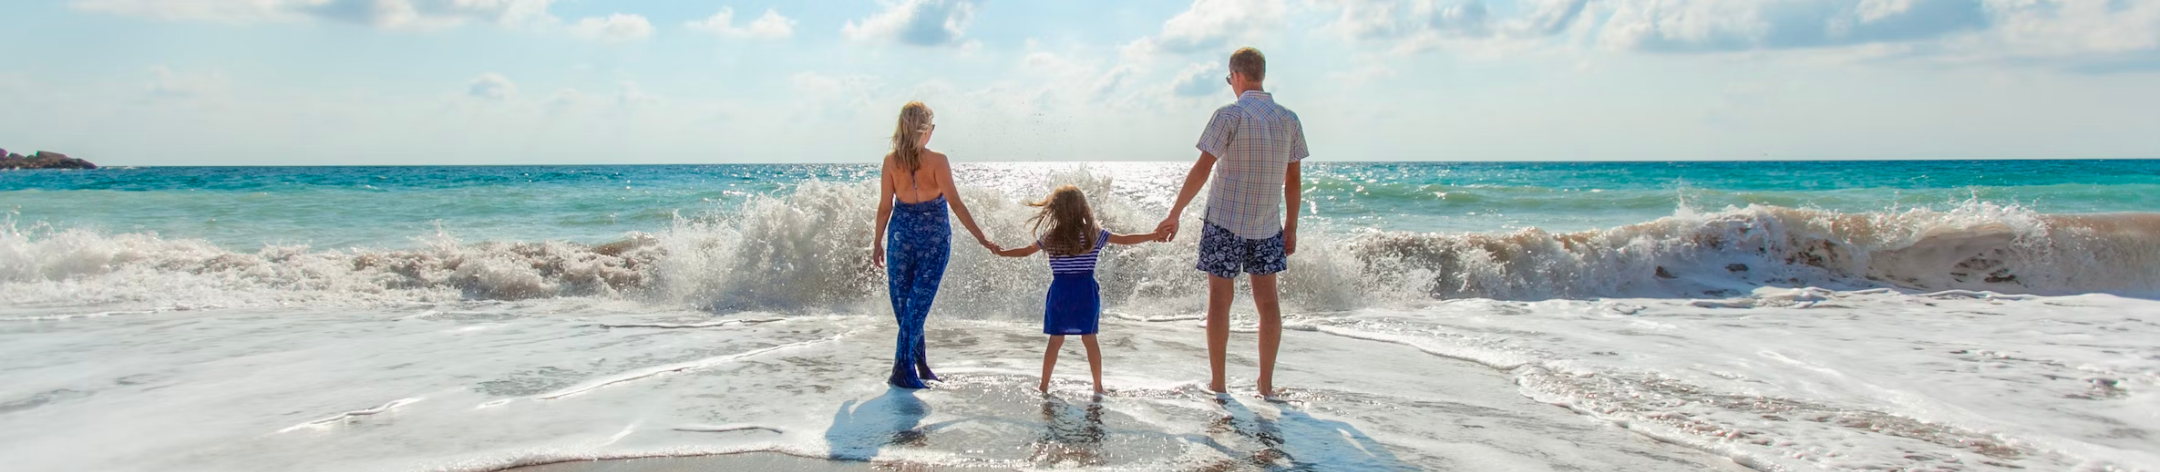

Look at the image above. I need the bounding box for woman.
[872,101,994,389]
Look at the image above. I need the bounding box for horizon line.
[49,157,2160,168]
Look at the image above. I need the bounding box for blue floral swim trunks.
[1196,222,1286,279]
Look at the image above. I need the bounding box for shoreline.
[503,452,975,472]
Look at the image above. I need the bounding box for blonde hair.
[890,102,935,172]
[1027,185,1100,257]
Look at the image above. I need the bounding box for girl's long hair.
[890,102,934,172]
[1028,185,1100,257]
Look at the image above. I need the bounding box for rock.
[0,150,98,170]
[1726,263,1749,272]
[1655,266,1677,279]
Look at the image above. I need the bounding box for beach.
[2,161,2157,471]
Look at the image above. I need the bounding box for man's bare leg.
[1251,273,1282,397]
[1206,274,1235,394]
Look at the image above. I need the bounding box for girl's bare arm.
[1106,231,1162,246]
[992,244,1040,258]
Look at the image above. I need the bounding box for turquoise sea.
[4,160,2156,250]
[2,160,2158,472]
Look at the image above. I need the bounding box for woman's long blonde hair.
[890,102,934,172]
[1028,185,1100,257]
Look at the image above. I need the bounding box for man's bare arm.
[1283,160,1301,255]
[1156,152,1218,241]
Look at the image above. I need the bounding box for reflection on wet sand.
[1029,398,1107,467]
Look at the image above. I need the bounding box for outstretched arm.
[1155,151,1217,242]
[992,243,1040,258]
[935,157,994,249]
[1106,232,1161,245]
[873,159,895,268]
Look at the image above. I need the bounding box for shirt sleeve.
[1289,116,1311,162]
[1196,107,1238,157]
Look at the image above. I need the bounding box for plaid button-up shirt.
[1197,90,1309,240]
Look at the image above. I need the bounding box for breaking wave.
[3,177,2156,315]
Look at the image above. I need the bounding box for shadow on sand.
[822,387,940,461]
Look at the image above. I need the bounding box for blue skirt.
[1044,273,1101,335]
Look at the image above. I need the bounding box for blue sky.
[1,0,2156,165]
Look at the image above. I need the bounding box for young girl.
[992,185,1158,395]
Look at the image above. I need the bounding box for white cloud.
[467,73,516,101]
[1134,0,1289,55]
[1170,62,1227,97]
[1089,65,1139,99]
[1314,0,1410,40]
[842,0,977,47]
[1585,0,2160,68]
[687,7,796,40]
[1974,0,2160,57]
[1307,0,2160,70]
[73,0,557,29]
[568,13,654,43]
[1314,0,1587,52]
[73,0,296,23]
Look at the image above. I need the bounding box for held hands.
[1153,214,1181,242]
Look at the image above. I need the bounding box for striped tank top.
[1042,229,1110,275]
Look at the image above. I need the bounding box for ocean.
[1,161,2155,471]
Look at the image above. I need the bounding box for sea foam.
[4,177,2155,315]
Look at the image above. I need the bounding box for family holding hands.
[871,48,1308,400]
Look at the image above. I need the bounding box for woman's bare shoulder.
[920,151,954,171]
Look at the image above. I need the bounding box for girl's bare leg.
[1039,335,1064,393]
[1082,334,1105,394]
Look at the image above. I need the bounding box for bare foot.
[1037,380,1050,394]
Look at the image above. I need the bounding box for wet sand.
[509,453,980,471]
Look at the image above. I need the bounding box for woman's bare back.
[886,151,948,204]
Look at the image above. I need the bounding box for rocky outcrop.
[0,150,98,170]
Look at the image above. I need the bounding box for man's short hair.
[1230,47,1266,82]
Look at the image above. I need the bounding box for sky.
[1,0,2157,165]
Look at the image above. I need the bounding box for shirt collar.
[1239,90,1272,101]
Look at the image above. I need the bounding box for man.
[1156,47,1308,399]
